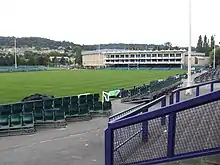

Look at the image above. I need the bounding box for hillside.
[0,36,81,50]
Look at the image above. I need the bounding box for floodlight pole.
[213,35,216,69]
[99,44,101,67]
[14,37,17,69]
[185,0,192,95]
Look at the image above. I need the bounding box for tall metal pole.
[14,37,17,69]
[213,35,216,69]
[185,0,192,95]
[99,44,101,67]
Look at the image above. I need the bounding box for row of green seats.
[0,113,34,130]
[0,93,112,123]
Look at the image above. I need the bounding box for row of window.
[106,54,182,58]
[105,59,182,62]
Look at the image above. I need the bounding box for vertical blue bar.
[175,90,180,103]
[167,112,176,157]
[169,93,174,105]
[211,82,214,92]
[120,88,124,98]
[142,108,149,142]
[105,127,113,165]
[161,97,166,125]
[196,86,200,96]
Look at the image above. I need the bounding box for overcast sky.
[0,0,219,47]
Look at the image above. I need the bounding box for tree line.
[0,51,74,66]
[196,35,216,56]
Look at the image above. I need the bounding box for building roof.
[82,49,187,55]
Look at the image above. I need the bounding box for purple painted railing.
[105,80,220,165]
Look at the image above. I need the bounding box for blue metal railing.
[105,79,220,165]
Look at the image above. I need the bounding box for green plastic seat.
[69,104,79,116]
[102,101,112,111]
[11,103,23,114]
[10,114,22,127]
[93,93,100,102]
[54,98,63,109]
[44,99,54,110]
[0,115,9,128]
[23,102,34,113]
[22,113,34,126]
[93,101,102,111]
[71,96,78,105]
[87,94,94,111]
[79,95,87,105]
[0,104,11,115]
[44,110,54,121]
[54,110,65,121]
[79,104,89,115]
[34,101,44,121]
[62,97,71,115]
[86,94,93,102]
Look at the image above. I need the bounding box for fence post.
[167,112,176,157]
[175,90,180,103]
[196,86,200,96]
[211,82,214,92]
[142,108,149,142]
[161,97,166,126]
[105,127,113,165]
[170,92,174,105]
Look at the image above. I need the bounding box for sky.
[0,0,219,47]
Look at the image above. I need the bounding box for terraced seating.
[0,92,112,135]
[120,74,183,103]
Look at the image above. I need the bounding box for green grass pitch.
[0,70,185,104]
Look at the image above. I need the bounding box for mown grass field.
[0,69,185,104]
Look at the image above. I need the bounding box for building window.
[141,54,145,57]
[130,59,134,62]
[152,59,157,62]
[125,55,129,58]
[152,54,156,57]
[170,54,175,57]
[116,55,119,58]
[176,59,181,62]
[158,54,162,57]
[111,55,114,58]
[147,54,151,57]
[164,54,169,57]
[158,59,162,62]
[106,60,110,62]
[136,54,140,58]
[176,54,181,57]
[120,55,124,58]
[170,59,175,62]
[131,55,135,58]
[141,59,145,62]
[195,57,198,64]
[164,59,169,62]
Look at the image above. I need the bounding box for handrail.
[109,95,166,124]
[108,89,220,130]
[109,102,146,122]
[172,79,220,93]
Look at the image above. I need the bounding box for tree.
[60,56,66,65]
[164,42,172,50]
[209,47,220,67]
[210,35,215,50]
[75,46,82,65]
[203,35,210,56]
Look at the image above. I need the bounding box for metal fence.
[105,80,220,165]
